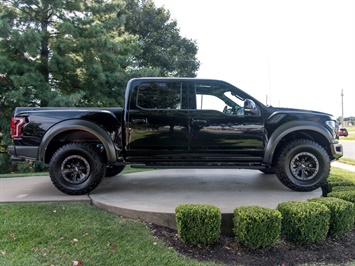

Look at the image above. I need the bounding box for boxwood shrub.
[233,206,282,249]
[328,191,355,206]
[175,204,221,245]
[323,177,355,196]
[331,186,355,193]
[308,197,355,237]
[277,201,330,243]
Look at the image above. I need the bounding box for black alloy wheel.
[49,143,106,195]
[275,139,330,192]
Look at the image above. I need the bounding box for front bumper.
[331,143,343,160]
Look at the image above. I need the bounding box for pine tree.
[124,0,200,77]
[0,0,156,109]
[0,0,200,145]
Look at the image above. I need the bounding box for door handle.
[192,119,207,124]
[131,118,148,124]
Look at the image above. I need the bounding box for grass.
[0,202,220,266]
[339,157,355,166]
[330,166,355,180]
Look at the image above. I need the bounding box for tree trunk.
[39,8,51,107]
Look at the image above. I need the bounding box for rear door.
[125,80,189,162]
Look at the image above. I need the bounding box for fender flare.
[39,119,116,164]
[263,120,333,165]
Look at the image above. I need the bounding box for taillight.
[10,117,26,139]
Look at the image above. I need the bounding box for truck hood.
[267,106,333,118]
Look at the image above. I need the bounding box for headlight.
[326,120,339,139]
[326,120,336,129]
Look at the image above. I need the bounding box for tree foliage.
[337,116,355,126]
[124,0,200,77]
[0,0,199,145]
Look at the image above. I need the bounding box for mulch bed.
[150,224,355,266]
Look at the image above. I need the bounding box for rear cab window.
[137,82,184,110]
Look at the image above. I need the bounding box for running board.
[130,163,267,170]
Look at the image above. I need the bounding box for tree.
[124,0,200,77]
[0,0,200,145]
[0,0,160,108]
[0,0,149,144]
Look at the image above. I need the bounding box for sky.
[153,0,355,118]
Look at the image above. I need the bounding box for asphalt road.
[341,141,355,159]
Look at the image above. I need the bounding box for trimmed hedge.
[175,204,221,245]
[328,191,355,206]
[322,177,355,196]
[174,173,355,247]
[331,185,355,193]
[308,197,355,237]
[329,180,355,187]
[277,201,330,243]
[233,206,281,249]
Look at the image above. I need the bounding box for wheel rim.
[61,155,91,184]
[290,152,319,181]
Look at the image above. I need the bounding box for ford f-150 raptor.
[8,78,343,195]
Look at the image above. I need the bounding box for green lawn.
[0,166,219,266]
[339,157,355,166]
[330,166,355,180]
[0,203,220,266]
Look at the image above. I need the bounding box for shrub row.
[324,175,355,196]
[325,175,355,209]
[175,198,355,248]
[0,153,48,174]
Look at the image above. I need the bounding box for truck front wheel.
[275,139,330,192]
[49,143,106,195]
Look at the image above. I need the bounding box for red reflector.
[10,117,26,138]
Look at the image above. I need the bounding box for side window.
[196,94,226,111]
[194,83,260,116]
[137,82,182,109]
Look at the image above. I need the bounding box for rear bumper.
[7,146,38,161]
[331,143,343,160]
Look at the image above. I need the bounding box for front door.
[188,81,265,162]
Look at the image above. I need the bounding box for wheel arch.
[39,119,116,164]
[263,121,333,165]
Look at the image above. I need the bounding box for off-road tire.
[49,143,106,195]
[105,165,125,177]
[275,139,330,192]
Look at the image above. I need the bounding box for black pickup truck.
[8,78,343,195]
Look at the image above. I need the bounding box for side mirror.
[244,99,258,115]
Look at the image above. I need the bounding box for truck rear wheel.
[275,139,330,192]
[49,143,106,195]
